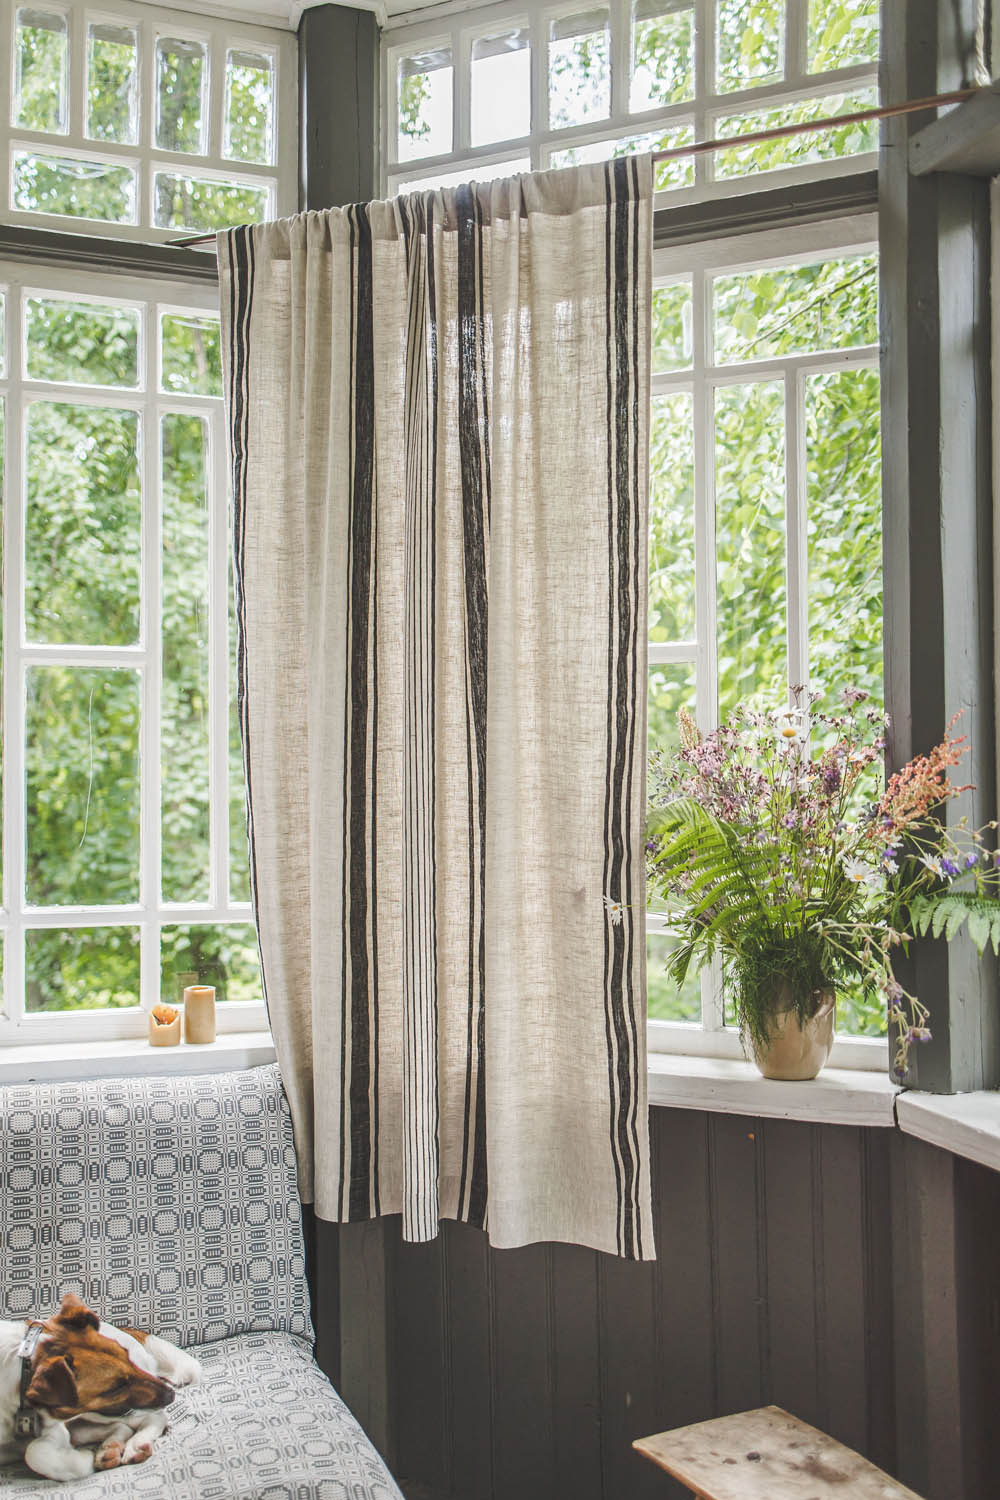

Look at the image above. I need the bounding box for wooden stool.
[634,1405,926,1498]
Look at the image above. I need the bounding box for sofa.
[0,1063,403,1499]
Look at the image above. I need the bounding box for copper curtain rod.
[168,86,978,249]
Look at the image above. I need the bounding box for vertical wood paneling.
[394,1234,449,1492]
[442,1221,493,1500]
[549,1243,603,1500]
[709,1113,767,1415]
[954,1156,1000,1500]
[491,1242,555,1498]
[653,1108,717,1428]
[816,1123,868,1453]
[599,1240,662,1499]
[760,1118,819,1423]
[862,1129,896,1476]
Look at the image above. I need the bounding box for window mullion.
[140,311,161,1014]
[3,293,25,1025]
[785,366,809,693]
[785,0,807,89]
[209,404,229,912]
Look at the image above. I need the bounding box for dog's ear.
[26,1355,79,1411]
[55,1292,100,1331]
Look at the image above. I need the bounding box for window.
[0,0,294,1047]
[383,0,878,198]
[6,0,296,239]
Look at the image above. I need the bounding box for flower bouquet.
[646,690,1000,1080]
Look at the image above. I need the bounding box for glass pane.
[162,415,210,903]
[652,281,693,372]
[153,173,271,231]
[26,297,140,387]
[0,293,6,376]
[224,48,274,164]
[713,254,878,364]
[15,9,67,133]
[87,22,138,144]
[156,36,207,154]
[397,49,453,162]
[549,9,610,129]
[714,89,878,178]
[649,392,696,642]
[229,556,250,903]
[632,0,694,110]
[472,30,530,146]
[26,668,141,906]
[549,126,695,192]
[0,402,3,904]
[808,0,879,72]
[648,662,696,756]
[26,927,140,1012]
[160,312,222,396]
[716,0,784,92]
[646,931,701,1021]
[806,367,882,717]
[395,159,531,195]
[25,402,140,645]
[13,150,137,223]
[161,923,261,1004]
[714,381,786,714]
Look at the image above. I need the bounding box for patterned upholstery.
[0,1065,311,1347]
[0,1066,403,1499]
[0,1332,402,1499]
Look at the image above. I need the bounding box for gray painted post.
[298,3,380,210]
[880,0,998,1094]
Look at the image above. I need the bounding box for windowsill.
[648,1051,900,1126]
[896,1090,1000,1174]
[0,1031,276,1086]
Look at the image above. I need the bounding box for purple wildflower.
[965,853,979,869]
[822,764,841,793]
[941,857,959,877]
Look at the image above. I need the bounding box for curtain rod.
[168,86,979,250]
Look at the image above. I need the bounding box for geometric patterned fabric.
[0,1330,403,1498]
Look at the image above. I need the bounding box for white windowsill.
[896,1090,1000,1174]
[0,1031,276,1086]
[648,1052,900,1126]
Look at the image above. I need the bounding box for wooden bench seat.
[634,1406,925,1499]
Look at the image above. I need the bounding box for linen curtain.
[219,158,654,1260]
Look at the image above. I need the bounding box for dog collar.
[14,1322,45,1442]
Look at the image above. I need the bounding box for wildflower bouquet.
[646,690,1000,1079]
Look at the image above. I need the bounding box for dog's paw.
[170,1350,201,1387]
[123,1438,153,1465]
[95,1440,125,1470]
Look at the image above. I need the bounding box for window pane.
[153,173,271,231]
[471,30,529,146]
[160,312,222,396]
[25,403,140,645]
[647,931,701,1021]
[649,392,695,642]
[648,662,696,755]
[26,297,140,387]
[230,557,250,903]
[12,151,137,223]
[26,668,141,906]
[15,8,67,133]
[26,927,140,1012]
[632,0,694,110]
[0,292,5,376]
[549,126,695,192]
[156,36,208,155]
[714,89,878,178]
[713,254,878,364]
[806,367,882,716]
[716,0,784,92]
[652,280,693,372]
[87,22,138,144]
[549,9,610,130]
[397,49,453,162]
[224,48,274,164]
[808,0,878,72]
[714,381,786,714]
[162,415,210,903]
[161,923,261,1004]
[0,402,4,905]
[394,159,531,195]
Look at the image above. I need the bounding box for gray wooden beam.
[338,1217,396,1469]
[880,0,998,1093]
[0,222,217,280]
[653,170,877,247]
[298,3,380,210]
[909,82,1000,176]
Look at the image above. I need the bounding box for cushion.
[0,1066,312,1347]
[0,1331,403,1499]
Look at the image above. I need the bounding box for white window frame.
[647,209,886,1071]
[0,258,265,1047]
[0,0,296,241]
[381,0,878,201]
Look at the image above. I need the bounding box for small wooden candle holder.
[149,1005,181,1046]
[183,985,217,1044]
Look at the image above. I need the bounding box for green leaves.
[911,893,1000,956]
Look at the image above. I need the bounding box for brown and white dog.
[0,1294,200,1482]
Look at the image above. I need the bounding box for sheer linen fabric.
[219,159,654,1259]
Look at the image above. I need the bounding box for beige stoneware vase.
[750,988,836,1081]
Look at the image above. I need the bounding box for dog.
[0,1293,200,1481]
